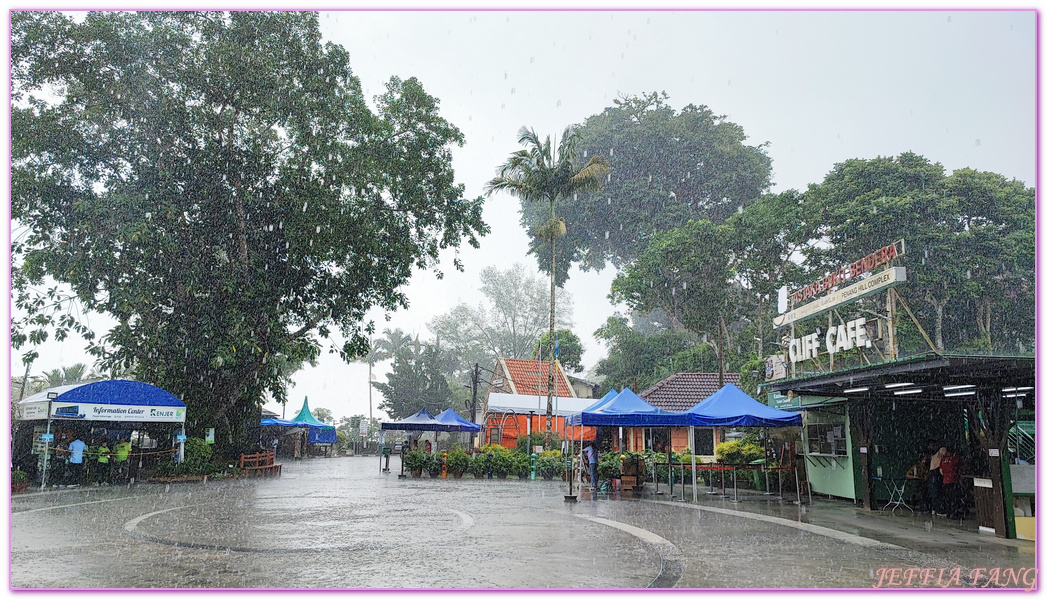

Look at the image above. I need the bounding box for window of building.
[806,423,847,456]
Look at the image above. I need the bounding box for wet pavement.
[9,456,1037,590]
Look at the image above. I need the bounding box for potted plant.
[402,449,428,477]
[511,451,531,479]
[537,450,564,480]
[479,444,513,479]
[445,447,470,479]
[11,469,29,493]
[469,452,491,479]
[426,453,442,478]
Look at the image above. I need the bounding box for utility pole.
[471,363,480,448]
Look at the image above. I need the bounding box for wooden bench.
[239,450,282,478]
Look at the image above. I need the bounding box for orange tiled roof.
[500,358,575,398]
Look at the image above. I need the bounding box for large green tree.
[805,154,1034,355]
[532,328,584,374]
[11,11,487,454]
[520,92,773,281]
[372,345,455,420]
[610,219,739,384]
[485,126,608,445]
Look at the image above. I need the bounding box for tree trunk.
[545,204,556,448]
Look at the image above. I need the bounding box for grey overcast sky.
[5,6,1038,423]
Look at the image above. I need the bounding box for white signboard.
[359,420,369,435]
[765,354,788,381]
[775,267,906,328]
[49,402,186,423]
[16,403,49,421]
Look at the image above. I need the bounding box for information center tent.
[684,383,802,427]
[261,397,336,443]
[434,409,481,432]
[17,380,186,423]
[13,380,186,482]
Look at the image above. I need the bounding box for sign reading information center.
[50,402,186,423]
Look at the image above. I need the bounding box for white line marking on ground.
[123,505,191,534]
[13,496,129,515]
[447,509,475,530]
[643,499,904,549]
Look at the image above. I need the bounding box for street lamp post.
[40,391,58,490]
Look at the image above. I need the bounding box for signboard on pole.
[774,267,906,328]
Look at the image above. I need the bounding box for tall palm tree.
[356,328,414,432]
[485,126,609,446]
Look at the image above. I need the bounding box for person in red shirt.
[939,447,962,518]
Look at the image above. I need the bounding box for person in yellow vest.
[113,438,132,481]
[95,439,111,485]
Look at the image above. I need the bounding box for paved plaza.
[9,456,1037,590]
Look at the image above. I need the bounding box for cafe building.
[759,240,1035,540]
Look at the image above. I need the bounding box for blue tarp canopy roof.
[261,397,336,443]
[434,409,481,432]
[565,389,617,426]
[570,388,680,427]
[684,383,802,427]
[16,380,186,423]
[381,408,461,432]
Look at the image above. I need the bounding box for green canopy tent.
[262,397,336,456]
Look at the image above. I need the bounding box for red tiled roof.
[500,358,575,398]
[639,372,741,412]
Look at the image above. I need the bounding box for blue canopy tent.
[381,408,463,477]
[14,380,187,487]
[675,383,802,501]
[17,380,186,423]
[564,389,618,426]
[684,383,802,427]
[434,409,481,432]
[571,388,680,427]
[261,397,336,448]
[380,408,462,432]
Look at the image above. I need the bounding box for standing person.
[68,436,87,487]
[928,446,947,516]
[905,453,931,512]
[95,439,111,485]
[585,441,598,492]
[113,437,132,481]
[940,447,962,519]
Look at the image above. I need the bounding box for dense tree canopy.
[519,92,773,281]
[11,11,487,453]
[372,345,456,420]
[532,328,584,374]
[807,154,1035,354]
[598,151,1033,390]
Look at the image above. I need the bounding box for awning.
[16,380,186,423]
[381,408,461,432]
[434,409,481,432]
[684,383,802,427]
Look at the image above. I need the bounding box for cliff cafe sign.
[776,240,906,366]
[787,317,873,364]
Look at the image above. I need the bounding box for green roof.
[291,397,327,426]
